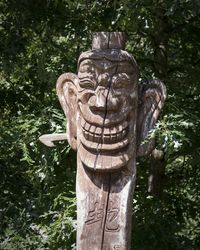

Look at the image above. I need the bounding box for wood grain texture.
[137,79,167,157]
[76,156,136,250]
[39,133,67,147]
[40,32,166,250]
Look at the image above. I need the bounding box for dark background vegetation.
[0,0,200,249]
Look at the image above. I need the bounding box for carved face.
[56,50,166,172]
[76,56,138,171]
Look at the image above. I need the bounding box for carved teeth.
[95,134,101,143]
[111,133,117,143]
[85,122,91,131]
[110,127,117,134]
[116,132,121,142]
[82,119,129,144]
[95,127,102,135]
[103,128,110,135]
[122,129,126,137]
[104,134,110,144]
[88,132,93,141]
[81,118,86,128]
[84,131,89,140]
[90,125,96,134]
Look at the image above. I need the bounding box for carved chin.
[78,118,135,172]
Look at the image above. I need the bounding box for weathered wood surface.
[40,32,166,250]
[76,157,136,250]
[39,133,67,147]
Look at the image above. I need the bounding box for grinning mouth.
[81,119,129,144]
[78,117,135,172]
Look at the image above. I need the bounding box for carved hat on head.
[78,32,138,70]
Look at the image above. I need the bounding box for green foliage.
[134,154,200,250]
[0,0,200,249]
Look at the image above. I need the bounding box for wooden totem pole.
[40,32,166,250]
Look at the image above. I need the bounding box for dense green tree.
[0,0,200,249]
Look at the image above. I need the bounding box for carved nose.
[97,73,110,86]
[89,90,119,112]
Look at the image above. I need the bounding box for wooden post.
[39,32,166,250]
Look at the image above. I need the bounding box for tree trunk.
[148,149,166,197]
[149,8,170,197]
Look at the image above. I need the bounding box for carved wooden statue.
[39,32,166,250]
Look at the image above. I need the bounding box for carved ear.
[56,73,79,151]
[137,79,167,157]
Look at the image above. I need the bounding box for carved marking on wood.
[85,194,120,232]
[105,201,120,232]
[85,201,104,225]
[113,245,125,250]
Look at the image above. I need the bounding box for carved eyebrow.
[79,61,93,68]
[117,63,135,74]
[79,60,94,66]
[79,59,118,71]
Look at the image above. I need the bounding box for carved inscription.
[85,196,120,232]
[105,201,120,232]
[85,201,104,225]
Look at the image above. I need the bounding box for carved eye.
[112,73,132,89]
[79,78,95,89]
[79,64,95,74]
[117,62,134,74]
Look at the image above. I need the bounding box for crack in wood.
[101,173,111,250]
[99,64,119,250]
[94,64,119,171]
